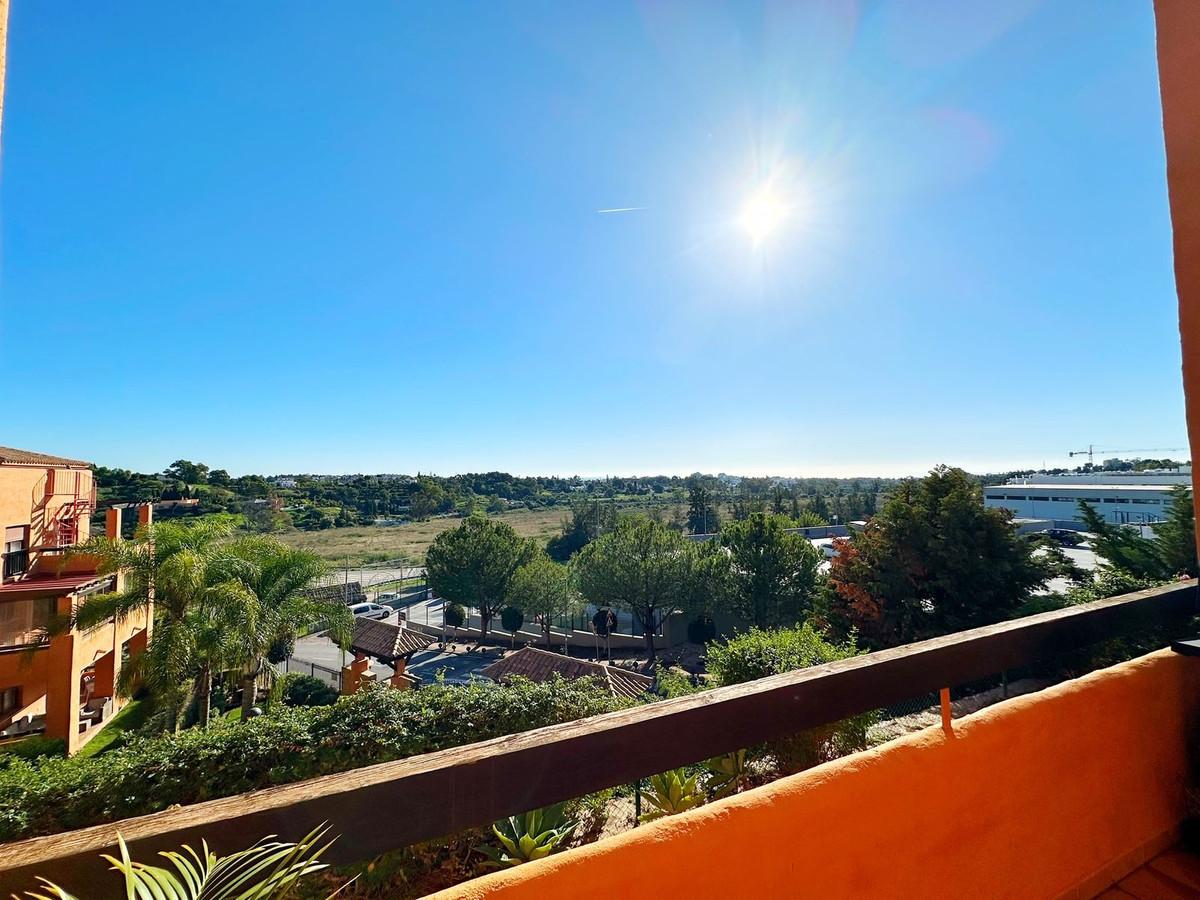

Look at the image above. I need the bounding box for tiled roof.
[0,446,91,467]
[481,646,654,700]
[350,618,433,662]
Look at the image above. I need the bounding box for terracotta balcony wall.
[435,648,1200,900]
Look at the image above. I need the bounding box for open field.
[277,502,687,564]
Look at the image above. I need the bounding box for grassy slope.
[76,698,151,759]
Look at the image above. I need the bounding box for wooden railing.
[0,580,1195,894]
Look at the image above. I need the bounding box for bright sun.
[738,185,788,245]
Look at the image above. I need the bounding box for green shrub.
[639,768,704,822]
[24,826,339,899]
[0,676,626,843]
[706,624,875,773]
[686,615,716,644]
[654,665,703,699]
[705,623,858,684]
[0,736,66,761]
[476,803,576,867]
[703,749,749,799]
[280,674,340,708]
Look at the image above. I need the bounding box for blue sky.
[0,1,1186,477]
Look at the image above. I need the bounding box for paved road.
[1041,544,1099,595]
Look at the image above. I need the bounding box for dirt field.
[277,502,687,564]
[278,507,569,564]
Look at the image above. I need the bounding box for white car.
[812,538,839,559]
[350,602,391,621]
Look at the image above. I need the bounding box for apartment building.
[0,447,151,754]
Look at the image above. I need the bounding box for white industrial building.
[983,469,1190,526]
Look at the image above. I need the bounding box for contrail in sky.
[596,207,646,213]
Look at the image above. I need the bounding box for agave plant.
[703,749,749,800]
[476,803,577,868]
[639,768,705,823]
[24,825,341,899]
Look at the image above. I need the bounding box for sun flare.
[739,185,789,244]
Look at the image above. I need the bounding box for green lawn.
[76,697,151,758]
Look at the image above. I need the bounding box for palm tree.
[215,537,352,715]
[69,518,244,729]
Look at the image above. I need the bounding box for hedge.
[0,676,626,842]
[705,624,873,773]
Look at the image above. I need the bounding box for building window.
[1005,495,1028,501]
[0,598,54,649]
[2,526,29,581]
[0,686,20,717]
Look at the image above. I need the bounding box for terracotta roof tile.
[350,618,433,662]
[481,646,653,700]
[0,446,91,467]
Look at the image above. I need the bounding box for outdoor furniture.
[79,696,112,729]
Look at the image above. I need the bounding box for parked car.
[375,592,400,604]
[1045,529,1082,547]
[350,602,392,620]
[1025,529,1082,547]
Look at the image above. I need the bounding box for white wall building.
[983,480,1184,526]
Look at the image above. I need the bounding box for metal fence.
[280,657,343,691]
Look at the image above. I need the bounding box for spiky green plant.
[23,826,340,900]
[639,768,705,822]
[703,749,749,800]
[476,803,576,867]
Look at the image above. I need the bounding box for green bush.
[0,736,65,761]
[686,615,716,644]
[0,676,626,843]
[706,624,874,773]
[706,623,858,683]
[280,674,340,708]
[476,803,576,867]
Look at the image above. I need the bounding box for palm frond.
[26,827,339,900]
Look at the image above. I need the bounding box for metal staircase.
[49,471,93,548]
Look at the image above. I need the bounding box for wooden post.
[939,688,952,732]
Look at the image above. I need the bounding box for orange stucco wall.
[0,595,149,754]
[0,649,49,723]
[1156,0,1200,553]
[0,464,94,559]
[0,463,146,753]
[433,650,1200,900]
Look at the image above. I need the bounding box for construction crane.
[1067,445,1187,466]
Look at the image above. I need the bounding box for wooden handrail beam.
[0,580,1193,894]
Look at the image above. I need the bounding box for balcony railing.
[0,579,1194,895]
[1,550,28,581]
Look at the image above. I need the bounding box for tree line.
[92,460,897,534]
[430,466,1200,662]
